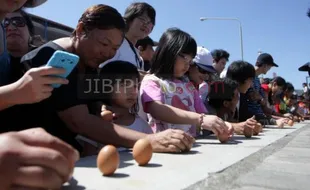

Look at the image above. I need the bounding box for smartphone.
[46,50,79,88]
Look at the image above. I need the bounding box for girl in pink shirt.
[140,28,231,138]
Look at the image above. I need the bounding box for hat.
[298,62,310,76]
[24,0,47,8]
[193,46,217,73]
[298,62,310,71]
[256,53,278,67]
[135,36,158,48]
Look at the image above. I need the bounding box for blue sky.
[26,0,310,89]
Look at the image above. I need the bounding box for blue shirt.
[0,23,11,86]
[246,76,265,116]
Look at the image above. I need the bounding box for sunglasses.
[196,66,209,74]
[193,62,211,75]
[3,17,26,28]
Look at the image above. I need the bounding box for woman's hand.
[12,67,69,105]
[146,129,195,153]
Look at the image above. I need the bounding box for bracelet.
[199,113,205,127]
[196,113,205,135]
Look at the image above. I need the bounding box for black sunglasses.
[194,63,209,74]
[3,17,26,28]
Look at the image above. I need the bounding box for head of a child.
[187,46,217,86]
[226,60,255,93]
[136,36,157,62]
[99,61,140,112]
[208,78,239,117]
[150,27,197,79]
[284,82,294,98]
[269,76,286,95]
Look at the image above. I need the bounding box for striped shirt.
[246,76,265,116]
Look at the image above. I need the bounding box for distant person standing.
[211,49,230,78]
[135,36,158,71]
[245,53,287,126]
[100,2,156,71]
[302,83,309,100]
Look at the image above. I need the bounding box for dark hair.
[211,49,230,62]
[14,9,34,36]
[262,78,271,84]
[285,82,294,92]
[266,76,286,105]
[150,27,197,79]
[135,36,156,50]
[271,76,286,88]
[124,2,156,27]
[99,61,140,113]
[307,8,310,18]
[226,60,255,84]
[208,78,239,109]
[72,4,126,36]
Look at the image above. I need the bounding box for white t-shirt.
[199,82,209,104]
[236,92,240,110]
[99,39,144,70]
[304,86,308,93]
[220,69,227,78]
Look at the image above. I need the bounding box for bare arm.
[58,105,147,148]
[147,101,201,125]
[0,67,68,111]
[146,101,228,135]
[0,83,18,111]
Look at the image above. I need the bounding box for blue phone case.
[46,50,79,88]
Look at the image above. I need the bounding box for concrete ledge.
[63,122,309,190]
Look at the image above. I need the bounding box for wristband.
[199,113,205,127]
[196,113,205,133]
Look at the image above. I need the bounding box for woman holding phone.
[0,1,80,190]
[0,0,68,110]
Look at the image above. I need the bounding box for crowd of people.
[0,0,308,189]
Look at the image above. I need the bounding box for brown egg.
[97,145,119,176]
[244,126,253,138]
[253,123,262,136]
[133,138,153,166]
[218,133,230,143]
[288,120,294,126]
[101,110,113,122]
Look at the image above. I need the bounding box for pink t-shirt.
[140,74,207,137]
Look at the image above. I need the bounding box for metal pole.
[237,20,244,61]
[200,17,244,61]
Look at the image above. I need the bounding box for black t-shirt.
[0,51,38,133]
[2,41,99,152]
[238,93,251,122]
[143,60,151,72]
[22,41,102,151]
